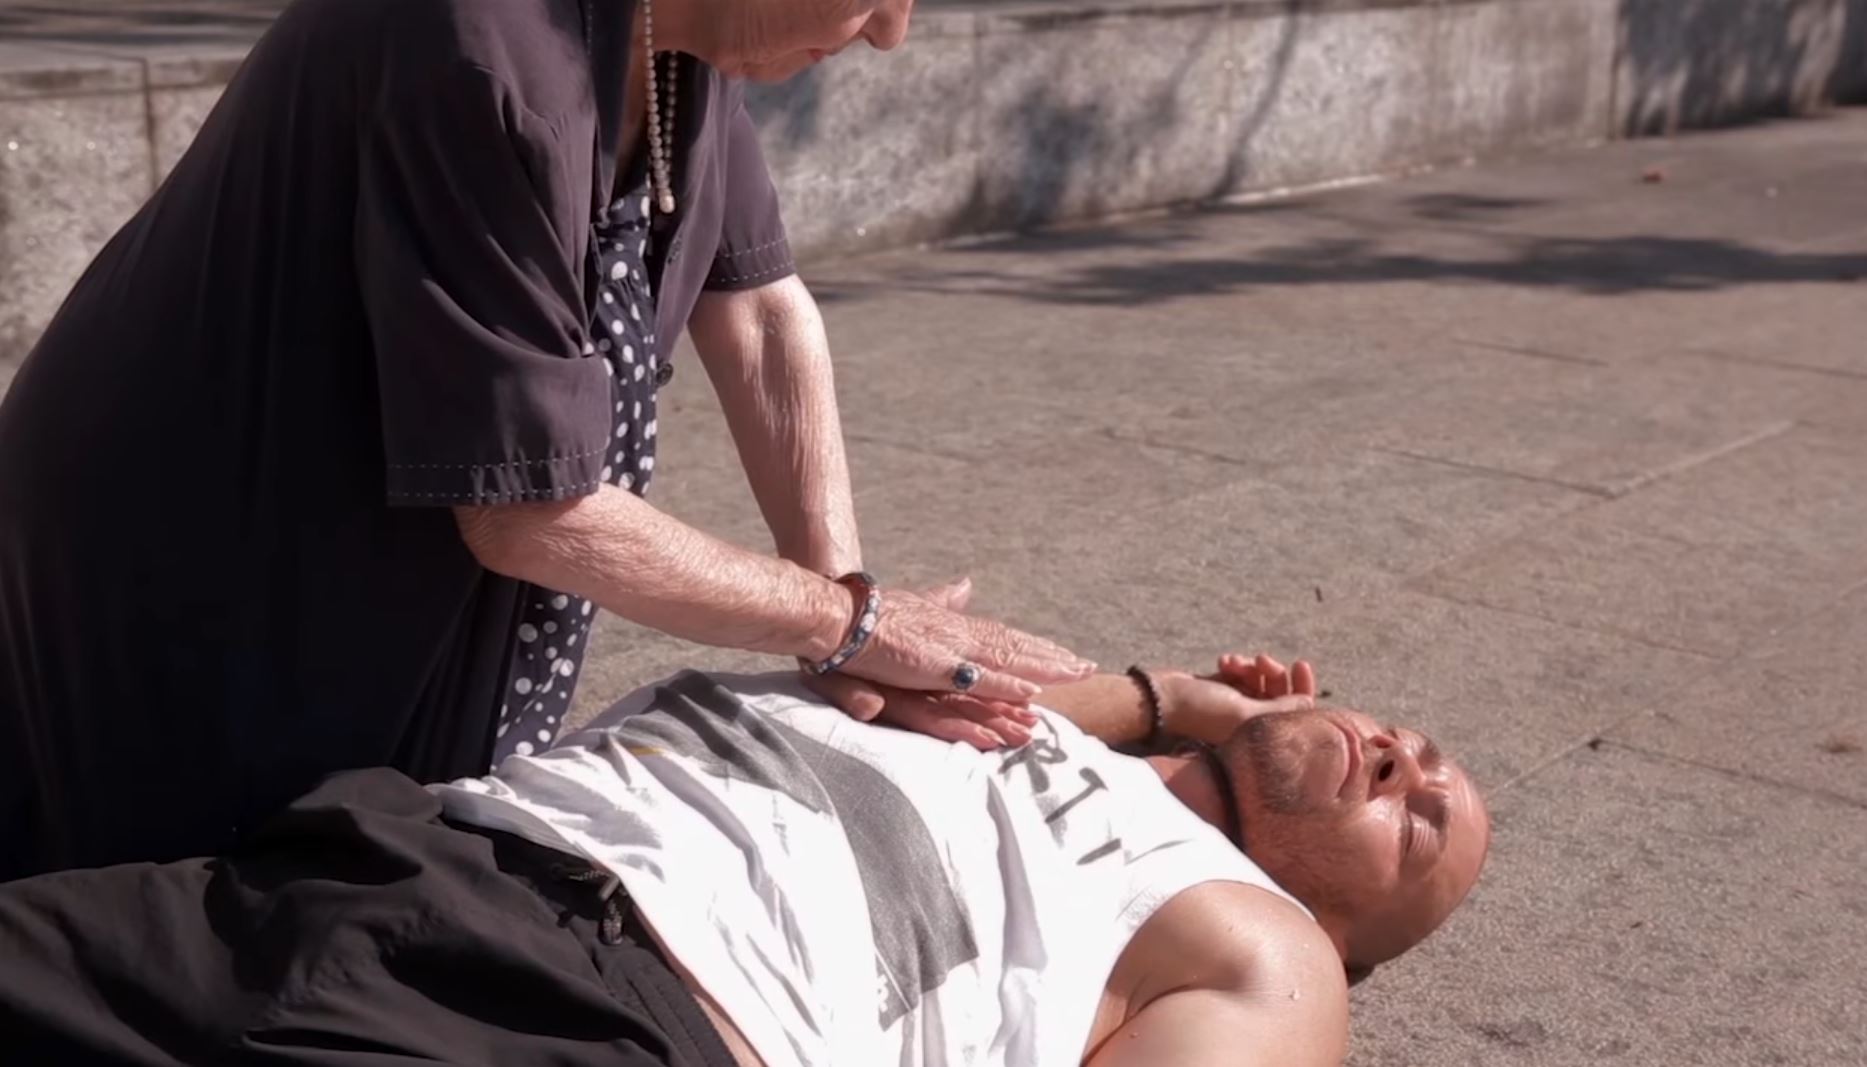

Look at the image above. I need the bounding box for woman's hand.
[1156,653,1319,746]
[803,577,1093,715]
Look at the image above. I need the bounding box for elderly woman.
[0,0,1091,880]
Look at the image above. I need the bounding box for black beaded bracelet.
[808,572,882,676]
[1126,666,1166,744]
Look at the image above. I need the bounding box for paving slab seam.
[1678,348,1867,384]
[1450,337,1612,368]
[1486,687,1774,796]
[1369,446,1616,498]
[1595,419,1799,500]
[1763,572,1867,641]
[841,430,1010,467]
[1094,428,1270,471]
[1594,736,1867,812]
[1492,731,1616,793]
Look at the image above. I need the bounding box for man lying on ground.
[0,654,1488,1067]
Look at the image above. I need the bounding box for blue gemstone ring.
[951,662,983,693]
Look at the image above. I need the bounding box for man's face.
[1218,708,1489,968]
[704,0,915,83]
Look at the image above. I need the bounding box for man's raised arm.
[1028,658,1317,750]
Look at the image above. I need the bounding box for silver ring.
[951,662,983,692]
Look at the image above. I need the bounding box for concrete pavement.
[580,111,1867,1064]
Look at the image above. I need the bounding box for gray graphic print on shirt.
[610,673,980,1027]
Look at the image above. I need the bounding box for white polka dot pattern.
[493,179,666,767]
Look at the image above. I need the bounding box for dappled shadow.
[1405,193,1551,223]
[967,0,1308,236]
[819,230,1867,306]
[1615,0,1867,135]
[1221,0,1307,192]
[745,0,1310,256]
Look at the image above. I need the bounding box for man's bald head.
[1214,708,1489,972]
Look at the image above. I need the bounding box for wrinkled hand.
[1157,653,1319,746]
[804,577,1092,722]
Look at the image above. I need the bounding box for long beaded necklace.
[641,0,677,214]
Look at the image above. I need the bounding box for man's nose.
[1367,733,1422,797]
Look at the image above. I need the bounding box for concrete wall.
[749,0,1624,259]
[0,42,248,369]
[2,0,1865,367]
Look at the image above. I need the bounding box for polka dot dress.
[492,180,668,765]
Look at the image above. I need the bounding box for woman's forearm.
[454,485,850,660]
[690,277,863,577]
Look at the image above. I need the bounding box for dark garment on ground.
[0,0,795,878]
[0,768,739,1067]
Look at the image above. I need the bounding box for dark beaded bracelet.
[808,572,882,676]
[1126,666,1166,744]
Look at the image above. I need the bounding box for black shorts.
[0,768,739,1067]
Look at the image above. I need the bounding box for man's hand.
[814,681,1041,750]
[1214,652,1318,702]
[1155,653,1319,747]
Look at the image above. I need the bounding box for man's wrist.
[1153,670,1196,739]
[1157,671,1187,738]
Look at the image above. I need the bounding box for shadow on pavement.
[816,227,1866,306]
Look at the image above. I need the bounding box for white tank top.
[433,671,1311,1067]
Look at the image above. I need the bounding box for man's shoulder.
[1088,882,1348,1066]
[1114,881,1347,1017]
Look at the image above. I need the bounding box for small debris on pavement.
[1640,165,1667,183]
[1817,735,1861,756]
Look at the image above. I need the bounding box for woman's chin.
[737,54,818,84]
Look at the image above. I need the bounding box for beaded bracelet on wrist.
[1126,665,1166,744]
[809,571,882,676]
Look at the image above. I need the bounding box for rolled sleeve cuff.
[704,236,797,292]
[385,449,607,505]
[378,340,616,508]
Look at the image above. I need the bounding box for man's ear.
[1345,963,1377,988]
